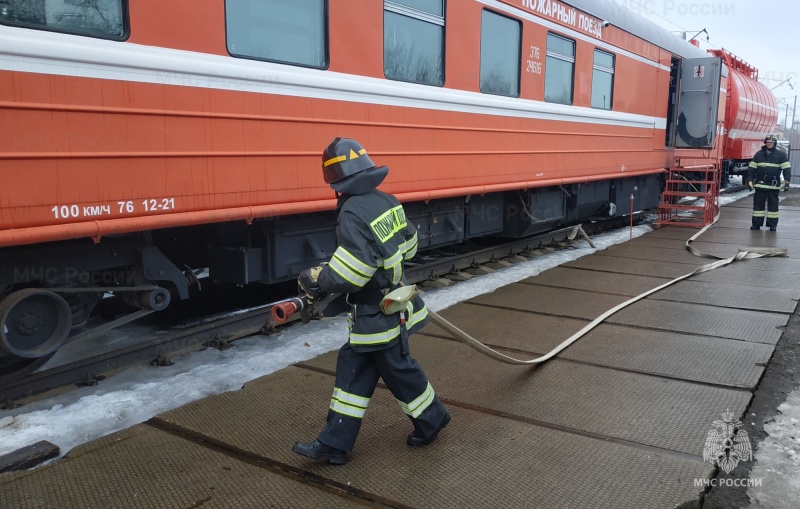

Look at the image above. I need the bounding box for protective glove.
[782,181,790,191]
[747,181,753,190]
[298,266,327,302]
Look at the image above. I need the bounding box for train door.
[675,56,722,148]
[665,57,681,146]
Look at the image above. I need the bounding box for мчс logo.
[703,409,753,474]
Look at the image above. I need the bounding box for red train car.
[0,0,758,379]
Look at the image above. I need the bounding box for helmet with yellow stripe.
[764,134,778,144]
[322,138,377,184]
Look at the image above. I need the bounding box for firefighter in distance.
[292,138,451,465]
[748,134,792,231]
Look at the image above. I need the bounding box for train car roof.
[566,0,711,60]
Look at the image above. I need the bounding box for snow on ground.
[2,190,798,508]
[746,391,800,507]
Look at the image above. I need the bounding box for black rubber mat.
[564,253,800,288]
[520,266,799,312]
[520,266,671,296]
[468,283,788,344]
[594,244,710,265]
[0,425,362,508]
[154,366,714,508]
[421,303,771,388]
[300,339,751,457]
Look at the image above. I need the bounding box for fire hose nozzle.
[271,297,306,324]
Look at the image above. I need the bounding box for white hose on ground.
[429,212,788,365]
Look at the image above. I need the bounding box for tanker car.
[707,49,779,184]
[0,0,771,381]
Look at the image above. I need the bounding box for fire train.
[0,0,778,381]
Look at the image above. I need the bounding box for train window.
[480,10,521,97]
[591,49,615,110]
[226,0,327,69]
[0,0,126,40]
[544,33,575,105]
[384,0,445,86]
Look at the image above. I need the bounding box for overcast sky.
[613,0,800,128]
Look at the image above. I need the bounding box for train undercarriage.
[0,174,663,383]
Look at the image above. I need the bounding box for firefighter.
[292,138,450,465]
[748,134,792,231]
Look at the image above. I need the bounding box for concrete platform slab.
[156,366,713,508]
[0,425,362,509]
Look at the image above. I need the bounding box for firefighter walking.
[748,134,792,231]
[292,138,450,465]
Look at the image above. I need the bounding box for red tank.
[710,49,779,161]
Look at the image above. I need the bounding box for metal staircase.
[656,160,720,227]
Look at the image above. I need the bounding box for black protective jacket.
[316,168,428,352]
[748,145,792,190]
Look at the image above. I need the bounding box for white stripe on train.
[0,25,666,130]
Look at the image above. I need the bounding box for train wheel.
[0,289,73,360]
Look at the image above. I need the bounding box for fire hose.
[272,211,788,366]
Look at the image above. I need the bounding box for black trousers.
[317,339,448,452]
[752,188,780,228]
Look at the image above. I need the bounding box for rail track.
[0,215,639,407]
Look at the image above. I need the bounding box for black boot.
[407,412,451,447]
[292,440,347,465]
[750,226,760,230]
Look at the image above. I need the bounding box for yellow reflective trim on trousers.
[333,388,370,408]
[752,211,766,217]
[767,212,780,218]
[329,388,369,418]
[329,257,370,286]
[398,382,435,418]
[329,400,366,419]
[333,246,376,278]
